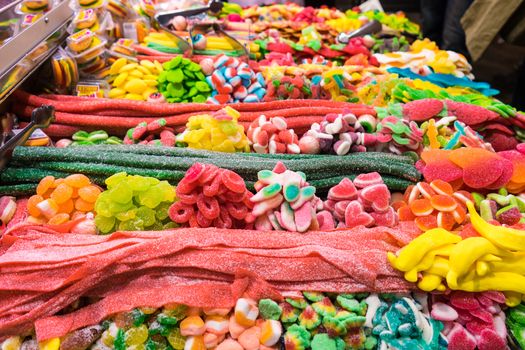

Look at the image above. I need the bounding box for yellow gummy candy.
[39,338,60,350]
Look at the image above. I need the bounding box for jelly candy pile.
[27,174,100,231]
[169,163,254,229]
[177,107,250,153]
[94,172,176,233]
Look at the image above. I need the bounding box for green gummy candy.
[311,334,336,350]
[472,192,485,207]
[158,71,167,83]
[109,182,133,204]
[337,296,361,312]
[187,87,198,98]
[258,299,282,320]
[115,208,137,221]
[94,215,115,234]
[284,184,300,202]
[480,199,495,221]
[72,130,89,141]
[487,193,510,206]
[286,297,309,309]
[194,71,205,81]
[184,69,195,79]
[364,336,378,350]
[167,69,184,83]
[285,325,311,348]
[195,81,211,92]
[188,62,201,72]
[136,206,156,227]
[303,291,324,302]
[192,94,207,103]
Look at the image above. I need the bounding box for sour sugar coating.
[168,163,253,229]
[247,115,300,154]
[177,107,250,153]
[251,162,322,233]
[299,112,379,155]
[324,173,398,229]
[207,54,266,104]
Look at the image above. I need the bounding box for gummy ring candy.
[221,170,246,194]
[198,164,220,185]
[203,174,222,197]
[168,201,195,223]
[177,177,199,195]
[188,214,199,228]
[197,194,220,220]
[196,210,212,227]
[226,202,247,220]
[185,163,206,184]
[220,190,246,203]
[220,207,233,228]
[177,190,199,205]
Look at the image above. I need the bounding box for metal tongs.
[154,0,224,56]
[337,20,382,44]
[154,0,247,58]
[0,105,54,171]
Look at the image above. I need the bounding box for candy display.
[2,2,525,349]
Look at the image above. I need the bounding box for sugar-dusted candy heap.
[367,293,447,349]
[158,56,211,103]
[324,172,398,229]
[176,107,250,153]
[396,179,471,232]
[57,130,122,147]
[299,112,378,155]
[375,116,423,154]
[247,115,300,154]
[251,162,322,232]
[264,75,311,101]
[169,162,254,229]
[418,147,517,191]
[281,291,374,350]
[124,118,177,146]
[431,291,507,350]
[206,54,266,104]
[27,174,100,232]
[94,172,176,233]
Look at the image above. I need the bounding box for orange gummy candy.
[27,195,44,217]
[416,182,436,199]
[64,174,91,188]
[78,185,101,203]
[409,198,434,216]
[75,198,94,212]
[36,198,59,219]
[452,204,467,224]
[437,211,455,231]
[415,215,438,231]
[48,213,70,225]
[430,195,457,212]
[429,179,453,196]
[36,176,55,196]
[58,199,75,214]
[71,187,79,199]
[50,183,73,204]
[397,205,416,221]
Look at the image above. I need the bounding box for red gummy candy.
[220,190,246,203]
[168,201,194,223]
[465,319,491,338]
[185,163,206,184]
[450,291,480,310]
[177,190,199,205]
[197,194,220,220]
[226,201,248,220]
[334,200,351,216]
[199,164,220,185]
[469,308,494,324]
[328,178,357,201]
[344,201,374,228]
[446,100,499,126]
[196,210,212,228]
[421,150,464,183]
[203,174,222,197]
[221,170,246,194]
[353,172,383,188]
[370,207,397,227]
[447,323,476,350]
[481,291,506,304]
[477,328,506,350]
[176,177,199,195]
[359,184,390,213]
[403,99,444,121]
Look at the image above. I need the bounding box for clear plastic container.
[74,79,110,97]
[67,28,96,53]
[71,0,107,11]
[109,38,136,57]
[20,13,42,29]
[51,47,79,91]
[106,0,129,19]
[67,34,107,64]
[15,0,51,14]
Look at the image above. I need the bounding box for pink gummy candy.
[370,207,397,227]
[431,302,459,322]
[358,184,390,213]
[447,323,476,350]
[450,292,481,310]
[344,201,374,228]
[294,202,313,233]
[403,99,444,121]
[316,210,335,230]
[327,178,357,201]
[353,172,384,188]
[477,328,506,350]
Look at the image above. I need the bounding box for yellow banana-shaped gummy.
[467,201,525,251]
[390,228,461,272]
[447,236,502,286]
[454,271,525,294]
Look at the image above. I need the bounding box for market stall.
[1,1,525,349]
